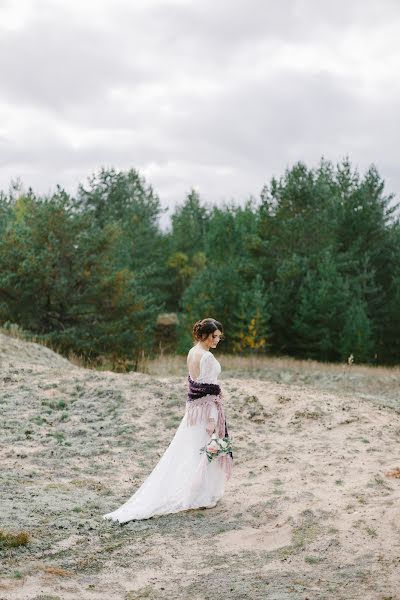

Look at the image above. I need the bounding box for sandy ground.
[1,332,400,600]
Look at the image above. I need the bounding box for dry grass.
[0,530,30,548]
[0,325,151,372]
[141,352,400,415]
[223,353,400,377]
[3,324,399,377]
[140,352,400,376]
[40,565,72,577]
[385,467,400,479]
[140,351,400,378]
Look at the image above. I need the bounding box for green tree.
[0,189,159,364]
[258,159,337,264]
[339,295,374,363]
[266,253,307,355]
[232,275,271,353]
[176,200,260,352]
[76,167,161,229]
[166,251,206,308]
[76,167,168,306]
[379,222,400,363]
[169,189,209,256]
[1,157,399,365]
[165,190,209,311]
[292,250,350,361]
[178,264,243,353]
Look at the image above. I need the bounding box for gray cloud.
[0,0,399,221]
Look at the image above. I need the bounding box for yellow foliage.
[168,252,206,283]
[233,314,266,353]
[14,195,34,223]
[167,252,188,270]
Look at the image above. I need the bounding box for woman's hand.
[206,418,217,436]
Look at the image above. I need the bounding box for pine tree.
[339,296,374,363]
[0,189,160,364]
[292,251,350,361]
[232,275,271,353]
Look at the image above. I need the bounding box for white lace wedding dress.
[103,351,229,524]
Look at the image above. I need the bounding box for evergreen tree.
[339,295,374,363]
[165,190,210,311]
[292,250,350,361]
[333,160,399,359]
[232,275,271,353]
[169,189,209,256]
[76,167,168,305]
[178,264,243,353]
[266,253,307,355]
[1,157,399,365]
[76,167,161,229]
[0,189,159,364]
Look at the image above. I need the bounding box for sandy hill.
[1,333,400,600]
[0,332,75,369]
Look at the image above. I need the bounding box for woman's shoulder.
[187,348,219,366]
[187,347,207,359]
[201,351,220,369]
[201,350,216,362]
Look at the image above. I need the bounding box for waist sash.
[187,375,233,472]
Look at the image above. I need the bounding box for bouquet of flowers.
[200,432,233,463]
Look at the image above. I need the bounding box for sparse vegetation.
[1,333,400,598]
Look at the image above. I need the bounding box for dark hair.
[192,318,224,341]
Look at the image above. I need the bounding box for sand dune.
[1,332,400,599]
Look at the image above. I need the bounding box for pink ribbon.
[186,393,226,437]
[218,453,233,481]
[214,393,226,438]
[186,393,233,485]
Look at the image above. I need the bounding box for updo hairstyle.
[192,318,223,341]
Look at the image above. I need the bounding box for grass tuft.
[0,529,30,548]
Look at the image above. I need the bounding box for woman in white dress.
[103,318,233,524]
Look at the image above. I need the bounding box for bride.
[103,317,233,524]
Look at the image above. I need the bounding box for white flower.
[219,440,228,449]
[208,441,219,450]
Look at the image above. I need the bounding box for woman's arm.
[206,418,217,436]
[200,353,220,436]
[206,402,219,436]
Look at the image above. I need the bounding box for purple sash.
[187,375,233,461]
[187,375,221,401]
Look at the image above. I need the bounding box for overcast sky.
[0,0,399,225]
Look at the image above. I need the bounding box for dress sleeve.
[200,353,221,432]
[198,352,220,384]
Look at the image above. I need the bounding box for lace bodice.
[188,351,221,385]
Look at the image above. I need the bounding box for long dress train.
[103,351,232,524]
